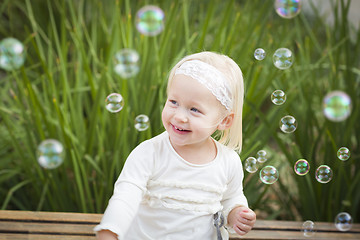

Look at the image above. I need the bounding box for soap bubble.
[335,212,353,232]
[254,48,266,60]
[323,91,352,122]
[256,150,268,163]
[315,165,333,183]
[271,90,286,105]
[114,49,140,78]
[136,5,165,36]
[0,37,26,71]
[337,147,350,161]
[105,93,124,113]
[274,0,302,19]
[37,139,64,169]
[302,220,316,237]
[273,48,293,70]
[294,159,310,176]
[279,115,297,133]
[245,157,258,173]
[260,166,279,184]
[135,114,150,131]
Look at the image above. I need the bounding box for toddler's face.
[162,74,226,151]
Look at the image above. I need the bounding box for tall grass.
[0,0,359,222]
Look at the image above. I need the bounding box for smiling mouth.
[172,124,191,132]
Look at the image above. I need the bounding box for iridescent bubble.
[323,91,352,122]
[37,139,64,169]
[259,166,279,184]
[114,49,140,78]
[136,5,165,36]
[274,0,302,19]
[254,48,266,60]
[335,212,353,232]
[271,90,286,105]
[294,159,310,176]
[315,165,333,183]
[273,48,294,70]
[337,147,350,161]
[135,114,150,131]
[279,115,297,133]
[0,37,26,71]
[245,157,258,173]
[302,220,316,237]
[105,93,124,113]
[256,150,268,163]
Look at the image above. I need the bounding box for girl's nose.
[174,109,188,123]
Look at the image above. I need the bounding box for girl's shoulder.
[215,140,240,160]
[131,131,168,155]
[214,140,242,169]
[138,131,167,147]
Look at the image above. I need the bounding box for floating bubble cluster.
[337,147,350,161]
[323,91,352,122]
[274,0,302,19]
[254,48,266,60]
[294,159,310,176]
[37,139,64,169]
[273,48,293,70]
[335,212,353,232]
[245,157,258,173]
[136,5,165,36]
[302,220,316,237]
[256,150,268,163]
[134,114,150,131]
[315,165,333,183]
[279,115,297,133]
[0,37,26,71]
[260,166,279,184]
[271,90,286,105]
[114,49,140,78]
[105,93,124,113]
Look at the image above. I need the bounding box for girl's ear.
[217,112,235,130]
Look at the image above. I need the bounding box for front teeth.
[174,126,184,131]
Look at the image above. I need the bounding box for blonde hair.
[166,51,244,152]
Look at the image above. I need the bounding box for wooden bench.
[0,210,359,239]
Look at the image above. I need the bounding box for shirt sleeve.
[93,141,155,239]
[221,151,248,228]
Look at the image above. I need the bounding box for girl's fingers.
[239,209,256,221]
[233,224,247,236]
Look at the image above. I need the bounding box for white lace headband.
[175,60,232,110]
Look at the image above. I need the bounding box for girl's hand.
[227,206,256,235]
[97,230,118,240]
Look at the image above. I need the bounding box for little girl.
[95,51,256,240]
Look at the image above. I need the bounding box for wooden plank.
[0,210,359,240]
[0,233,96,240]
[250,219,360,232]
[0,211,99,239]
[0,220,96,235]
[0,210,102,223]
[230,230,360,239]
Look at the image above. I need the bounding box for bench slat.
[250,219,360,232]
[0,233,96,240]
[231,230,360,239]
[0,210,359,239]
[0,220,95,235]
[0,210,101,223]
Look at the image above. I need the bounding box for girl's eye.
[191,107,200,113]
[169,100,177,105]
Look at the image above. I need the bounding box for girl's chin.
[168,132,189,144]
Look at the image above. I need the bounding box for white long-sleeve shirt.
[94,131,248,240]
